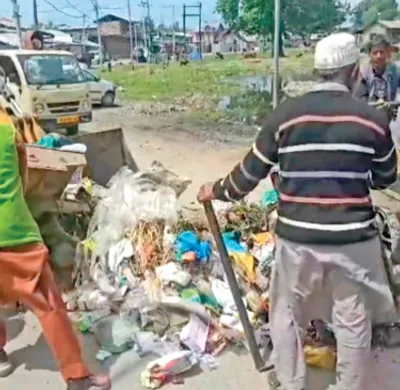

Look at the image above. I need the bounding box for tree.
[353,0,399,28]
[216,0,348,56]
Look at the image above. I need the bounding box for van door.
[84,70,102,104]
[0,55,23,108]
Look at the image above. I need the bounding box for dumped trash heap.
[55,161,277,388]
[54,161,400,388]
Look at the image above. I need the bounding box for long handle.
[203,200,270,372]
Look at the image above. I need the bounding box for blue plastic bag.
[174,231,212,263]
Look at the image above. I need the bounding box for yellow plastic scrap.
[230,252,256,282]
[252,232,274,246]
[304,345,336,371]
[82,177,94,195]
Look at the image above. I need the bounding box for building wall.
[102,35,131,58]
[99,21,130,36]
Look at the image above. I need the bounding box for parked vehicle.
[0,49,92,135]
[84,70,116,107]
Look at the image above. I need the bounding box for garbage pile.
[59,161,278,388]
[57,161,400,387]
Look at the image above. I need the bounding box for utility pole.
[139,0,152,63]
[82,14,87,41]
[11,0,23,48]
[134,23,139,62]
[272,0,281,108]
[92,0,103,67]
[33,0,39,29]
[127,0,134,64]
[183,3,202,59]
[162,5,176,58]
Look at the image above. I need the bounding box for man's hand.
[197,182,216,203]
[376,98,391,110]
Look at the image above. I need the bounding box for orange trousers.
[0,243,89,381]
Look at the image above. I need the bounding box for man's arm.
[212,115,279,201]
[15,129,28,194]
[370,119,397,190]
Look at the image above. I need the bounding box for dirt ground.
[2,106,400,389]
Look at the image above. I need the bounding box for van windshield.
[17,54,86,85]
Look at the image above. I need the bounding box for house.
[213,30,258,53]
[191,22,225,53]
[0,17,18,49]
[0,17,16,33]
[61,14,142,59]
[362,20,400,45]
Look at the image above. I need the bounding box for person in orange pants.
[0,108,111,390]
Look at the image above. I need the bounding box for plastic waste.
[260,189,279,207]
[77,285,110,312]
[156,262,191,287]
[180,315,210,353]
[304,345,336,371]
[211,279,236,311]
[78,309,111,333]
[92,315,139,354]
[133,331,181,357]
[107,239,135,274]
[174,231,212,263]
[141,350,199,389]
[87,164,186,259]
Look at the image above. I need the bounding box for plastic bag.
[304,345,336,371]
[92,315,139,354]
[156,263,191,287]
[174,231,212,263]
[87,165,185,258]
[133,331,181,358]
[211,279,236,311]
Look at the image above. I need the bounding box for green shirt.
[0,123,42,247]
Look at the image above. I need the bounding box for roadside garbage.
[51,156,400,387]
[141,350,199,389]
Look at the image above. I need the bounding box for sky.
[0,0,220,29]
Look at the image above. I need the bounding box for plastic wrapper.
[87,164,188,258]
[140,350,199,389]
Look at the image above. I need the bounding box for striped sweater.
[213,83,398,245]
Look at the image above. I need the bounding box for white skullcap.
[314,33,360,71]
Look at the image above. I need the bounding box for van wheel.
[66,125,79,136]
[102,91,115,107]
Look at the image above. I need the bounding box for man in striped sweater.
[198,33,398,390]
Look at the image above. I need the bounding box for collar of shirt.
[311,82,350,93]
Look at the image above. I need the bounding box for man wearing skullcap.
[198,33,397,390]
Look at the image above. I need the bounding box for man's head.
[314,33,360,90]
[366,35,392,71]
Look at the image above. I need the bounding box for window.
[84,70,97,82]
[0,55,21,85]
[17,54,86,85]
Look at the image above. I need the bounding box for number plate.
[57,115,80,125]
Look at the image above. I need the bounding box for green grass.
[98,51,314,104]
